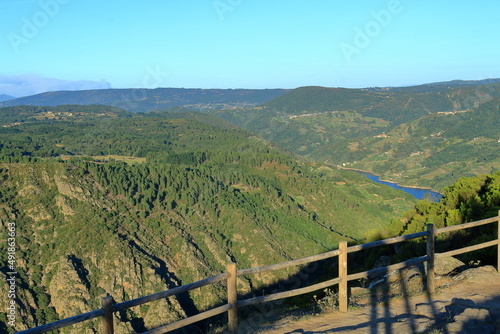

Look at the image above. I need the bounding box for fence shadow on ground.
[276,267,500,334]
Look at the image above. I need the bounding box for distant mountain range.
[2,79,500,112]
[374,78,500,93]
[213,79,500,190]
[0,88,288,112]
[265,80,500,117]
[0,94,15,102]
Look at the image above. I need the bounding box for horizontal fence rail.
[113,273,229,313]
[347,231,429,253]
[237,248,342,276]
[15,309,105,334]
[238,277,342,308]
[15,273,230,334]
[436,239,500,258]
[16,212,499,334]
[142,304,232,334]
[435,216,499,234]
[346,256,430,281]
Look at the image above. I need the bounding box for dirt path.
[253,268,500,334]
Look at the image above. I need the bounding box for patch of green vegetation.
[0,105,416,332]
[391,171,500,265]
[215,85,500,191]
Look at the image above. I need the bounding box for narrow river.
[358,171,442,202]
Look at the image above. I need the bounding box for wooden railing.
[16,212,500,334]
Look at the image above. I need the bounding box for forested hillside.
[2,80,498,332]
[0,88,288,112]
[4,80,499,192]
[396,171,500,233]
[311,97,500,190]
[0,105,416,333]
[391,171,500,265]
[214,82,500,190]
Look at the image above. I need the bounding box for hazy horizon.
[1,0,499,96]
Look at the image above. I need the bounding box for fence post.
[227,263,238,334]
[101,295,114,334]
[339,241,348,313]
[426,224,435,295]
[497,210,500,274]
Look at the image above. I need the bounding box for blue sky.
[1,0,499,96]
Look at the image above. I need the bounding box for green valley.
[2,79,500,333]
[0,105,416,333]
[214,81,500,191]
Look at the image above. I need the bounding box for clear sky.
[1,0,499,96]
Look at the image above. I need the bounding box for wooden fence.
[17,212,500,334]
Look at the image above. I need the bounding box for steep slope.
[0,106,416,333]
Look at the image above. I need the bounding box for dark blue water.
[358,172,442,202]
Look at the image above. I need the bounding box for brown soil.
[251,267,500,334]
